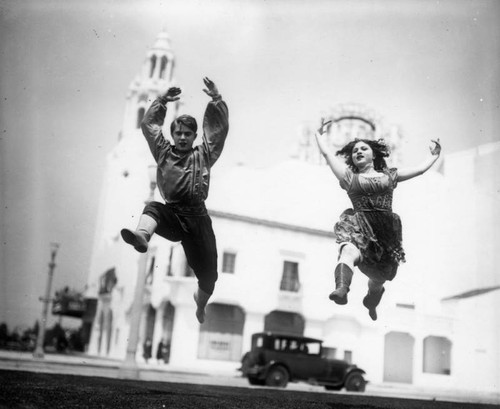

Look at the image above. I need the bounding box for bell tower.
[121,31,178,142]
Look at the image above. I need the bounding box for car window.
[252,335,264,349]
[304,341,321,355]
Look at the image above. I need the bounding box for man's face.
[172,123,196,152]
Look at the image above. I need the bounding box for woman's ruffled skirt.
[333,209,406,281]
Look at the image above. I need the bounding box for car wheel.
[248,376,265,386]
[344,372,366,392]
[265,365,289,388]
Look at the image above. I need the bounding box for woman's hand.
[314,119,346,181]
[317,119,332,136]
[430,138,441,156]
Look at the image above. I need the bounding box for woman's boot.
[363,287,385,321]
[120,214,157,253]
[329,263,353,305]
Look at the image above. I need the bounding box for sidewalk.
[1,350,499,406]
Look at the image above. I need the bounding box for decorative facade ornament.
[297,103,403,167]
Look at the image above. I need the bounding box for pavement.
[0,350,498,406]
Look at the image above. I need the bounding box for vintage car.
[239,332,366,391]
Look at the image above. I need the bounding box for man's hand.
[160,87,181,103]
[202,77,220,99]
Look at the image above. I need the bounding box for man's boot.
[193,287,211,324]
[120,214,157,253]
[329,263,354,305]
[363,287,385,321]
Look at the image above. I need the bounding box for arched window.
[160,56,168,78]
[150,55,157,78]
[423,336,452,375]
[137,107,145,128]
[198,303,245,361]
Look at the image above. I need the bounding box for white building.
[85,32,500,394]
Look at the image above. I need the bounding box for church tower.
[121,31,177,141]
[84,32,178,357]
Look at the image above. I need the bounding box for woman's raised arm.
[398,139,442,182]
[314,120,347,181]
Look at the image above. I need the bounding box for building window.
[280,261,300,292]
[423,336,452,375]
[160,56,168,78]
[166,247,174,277]
[198,304,245,361]
[137,107,145,128]
[98,268,117,295]
[222,252,236,274]
[149,55,157,77]
[146,256,155,285]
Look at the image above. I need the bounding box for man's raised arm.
[201,77,229,166]
[141,87,181,161]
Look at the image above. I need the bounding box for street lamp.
[120,164,157,378]
[33,242,60,359]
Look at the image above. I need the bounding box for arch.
[423,336,452,375]
[97,310,104,354]
[136,107,145,128]
[105,309,113,355]
[264,310,304,336]
[198,303,245,361]
[159,56,168,78]
[383,331,414,383]
[144,304,156,343]
[157,302,175,363]
[149,55,157,78]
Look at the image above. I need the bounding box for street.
[0,369,497,409]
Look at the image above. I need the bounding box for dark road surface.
[0,370,496,409]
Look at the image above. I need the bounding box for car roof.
[252,332,323,344]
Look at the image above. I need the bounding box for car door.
[288,341,329,381]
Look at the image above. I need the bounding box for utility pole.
[33,243,60,359]
[119,165,157,378]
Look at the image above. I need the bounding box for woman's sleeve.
[339,168,353,191]
[388,168,399,189]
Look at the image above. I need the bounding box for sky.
[1,0,499,329]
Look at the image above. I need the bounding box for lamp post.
[33,242,60,359]
[120,165,157,378]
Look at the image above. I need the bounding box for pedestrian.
[121,77,229,324]
[315,120,441,320]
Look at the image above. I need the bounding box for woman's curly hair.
[336,138,391,172]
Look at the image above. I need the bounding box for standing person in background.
[315,120,441,320]
[121,77,229,324]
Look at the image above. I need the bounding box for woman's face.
[352,141,374,169]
